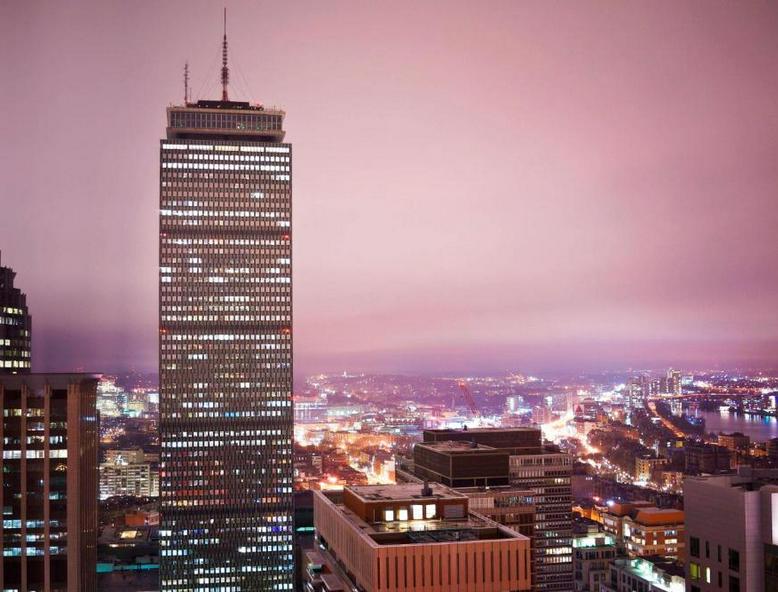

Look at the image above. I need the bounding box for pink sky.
[1,1,777,375]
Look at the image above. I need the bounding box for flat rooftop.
[0,373,101,389]
[685,468,778,491]
[612,557,685,592]
[632,508,684,525]
[425,427,540,436]
[416,440,500,452]
[317,488,528,547]
[172,99,285,115]
[347,483,467,503]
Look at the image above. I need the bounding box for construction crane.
[457,380,480,417]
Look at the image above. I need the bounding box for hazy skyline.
[1,1,777,376]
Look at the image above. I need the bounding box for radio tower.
[183,62,190,104]
[221,8,229,101]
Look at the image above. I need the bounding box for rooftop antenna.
[221,7,229,101]
[184,62,190,104]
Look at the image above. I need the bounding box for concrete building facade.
[684,469,778,592]
[313,483,532,592]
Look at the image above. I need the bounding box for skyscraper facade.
[158,72,294,588]
[0,252,32,374]
[0,373,99,592]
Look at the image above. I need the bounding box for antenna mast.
[184,62,190,104]
[221,7,229,101]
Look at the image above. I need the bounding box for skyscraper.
[159,26,294,591]
[0,252,32,374]
[0,373,99,592]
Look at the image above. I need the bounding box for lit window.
[384,509,394,522]
[398,508,408,521]
[411,505,423,520]
[425,504,436,519]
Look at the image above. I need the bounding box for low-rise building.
[635,456,669,482]
[601,557,685,592]
[717,432,750,453]
[602,501,654,542]
[622,507,685,560]
[685,444,731,475]
[602,502,685,559]
[313,483,532,592]
[572,533,617,592]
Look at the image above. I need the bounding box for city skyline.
[2,1,778,377]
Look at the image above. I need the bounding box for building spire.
[221,7,229,102]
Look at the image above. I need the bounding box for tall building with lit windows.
[0,373,99,592]
[158,36,294,590]
[0,252,32,374]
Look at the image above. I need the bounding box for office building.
[99,448,159,499]
[684,468,778,592]
[413,440,511,487]
[0,252,31,374]
[419,428,573,592]
[312,483,532,592]
[0,374,99,591]
[159,29,293,590]
[398,444,535,543]
[456,486,536,539]
[573,533,617,592]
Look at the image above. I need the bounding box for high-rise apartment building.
[159,33,294,591]
[0,374,99,592]
[0,252,32,374]
[419,428,573,592]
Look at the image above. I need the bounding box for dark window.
[690,536,700,558]
[691,586,701,592]
[765,544,778,592]
[718,545,722,563]
[729,575,740,592]
[706,540,710,558]
[728,548,740,572]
